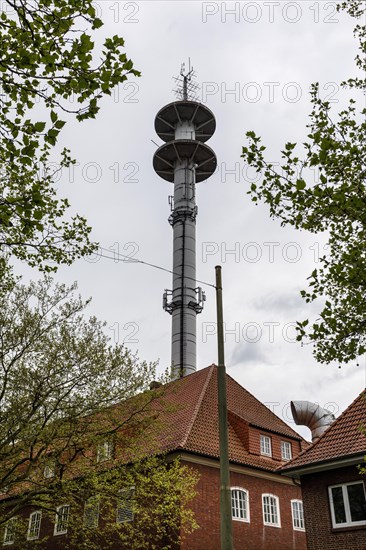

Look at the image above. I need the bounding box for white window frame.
[54,505,70,536]
[328,481,366,528]
[3,518,16,546]
[260,434,272,457]
[116,487,135,524]
[231,487,250,523]
[43,462,55,479]
[281,441,292,461]
[84,496,100,529]
[97,440,114,463]
[262,494,281,527]
[27,510,42,540]
[291,499,305,531]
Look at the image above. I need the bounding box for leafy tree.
[241,0,366,365]
[0,0,140,270]
[0,265,199,547]
[2,456,199,549]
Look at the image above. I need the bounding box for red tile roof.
[145,365,304,472]
[281,389,366,474]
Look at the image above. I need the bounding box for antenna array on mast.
[173,60,199,102]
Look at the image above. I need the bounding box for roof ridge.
[281,388,366,471]
[180,365,216,448]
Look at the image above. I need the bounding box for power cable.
[97,247,216,290]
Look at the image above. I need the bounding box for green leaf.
[34,122,46,132]
[296,180,306,190]
[55,120,66,130]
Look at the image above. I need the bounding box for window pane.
[331,487,346,524]
[4,518,16,545]
[117,488,134,523]
[292,501,304,529]
[263,495,279,525]
[260,435,271,456]
[28,511,41,539]
[281,441,292,460]
[231,489,248,520]
[55,505,70,534]
[347,483,366,523]
[84,497,99,528]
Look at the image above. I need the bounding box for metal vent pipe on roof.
[290,401,335,442]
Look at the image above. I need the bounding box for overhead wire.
[97,247,217,290]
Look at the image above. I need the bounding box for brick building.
[281,389,366,550]
[2,365,308,549]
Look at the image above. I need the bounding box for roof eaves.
[166,447,284,474]
[280,451,365,478]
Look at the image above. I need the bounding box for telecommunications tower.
[153,63,217,378]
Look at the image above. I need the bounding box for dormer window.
[281,441,292,461]
[260,434,272,457]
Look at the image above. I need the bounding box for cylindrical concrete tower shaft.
[153,98,216,378]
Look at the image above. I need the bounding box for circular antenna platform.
[153,139,217,183]
[155,101,216,143]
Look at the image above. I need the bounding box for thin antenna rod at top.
[173,59,199,101]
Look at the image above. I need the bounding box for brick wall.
[181,460,307,550]
[301,465,366,550]
[3,459,307,549]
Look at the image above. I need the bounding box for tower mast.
[153,64,217,378]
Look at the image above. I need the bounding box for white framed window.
[43,462,55,479]
[329,481,366,528]
[3,518,16,546]
[260,435,272,457]
[281,441,292,461]
[54,505,70,536]
[291,500,305,531]
[84,496,100,529]
[116,487,135,524]
[97,440,114,463]
[27,511,42,540]
[262,494,281,527]
[231,488,250,522]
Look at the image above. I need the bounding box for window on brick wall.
[3,518,16,546]
[54,505,70,536]
[291,500,305,531]
[116,487,135,523]
[43,461,55,479]
[329,481,366,528]
[281,441,292,461]
[260,434,272,457]
[27,511,42,540]
[231,488,250,522]
[262,494,281,527]
[84,496,100,529]
[96,440,114,463]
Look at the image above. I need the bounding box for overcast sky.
[16,1,365,440]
